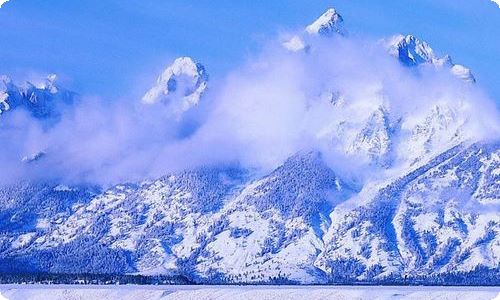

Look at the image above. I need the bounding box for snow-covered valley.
[0,285,499,300]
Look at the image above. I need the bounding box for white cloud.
[493,0,500,8]
[0,0,9,8]
[0,28,498,186]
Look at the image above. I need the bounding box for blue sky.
[0,0,499,102]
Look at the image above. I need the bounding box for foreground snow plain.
[0,285,499,300]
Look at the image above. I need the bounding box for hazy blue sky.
[0,0,499,102]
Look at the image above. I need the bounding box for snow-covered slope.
[317,142,500,280]
[0,142,498,283]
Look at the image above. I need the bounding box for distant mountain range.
[0,8,498,284]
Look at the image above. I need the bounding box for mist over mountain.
[1,8,497,186]
[0,8,498,284]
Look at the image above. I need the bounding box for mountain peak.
[142,56,208,118]
[386,34,436,66]
[386,34,475,82]
[0,74,75,118]
[306,8,347,36]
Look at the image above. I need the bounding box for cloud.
[0,0,8,8]
[492,0,500,8]
[0,31,498,187]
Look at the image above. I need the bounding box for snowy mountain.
[0,142,497,283]
[284,8,346,52]
[317,142,500,280]
[285,10,475,85]
[305,8,347,36]
[142,57,208,119]
[0,8,498,284]
[0,74,75,120]
[385,34,476,82]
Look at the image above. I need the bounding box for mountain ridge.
[0,7,498,284]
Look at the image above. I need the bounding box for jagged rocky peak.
[386,34,475,82]
[283,8,346,52]
[306,8,347,36]
[387,34,437,66]
[0,73,74,118]
[142,56,208,117]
